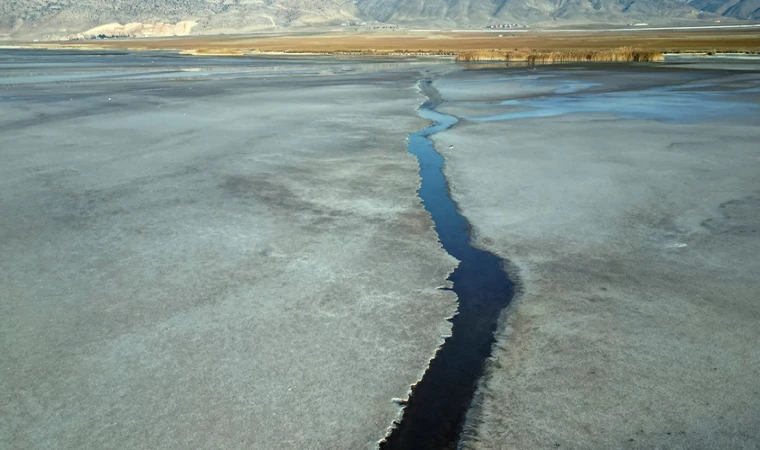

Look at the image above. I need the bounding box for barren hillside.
[0,0,359,38]
[1,0,757,40]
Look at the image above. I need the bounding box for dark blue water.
[380,80,515,450]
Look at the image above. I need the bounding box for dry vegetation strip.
[178,48,246,56]
[17,29,760,57]
[455,47,665,62]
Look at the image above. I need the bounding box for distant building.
[486,23,525,29]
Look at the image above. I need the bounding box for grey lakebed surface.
[1,51,760,449]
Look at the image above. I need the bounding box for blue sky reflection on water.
[468,83,760,124]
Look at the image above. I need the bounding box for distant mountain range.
[1,0,758,38]
[689,0,759,19]
[356,0,758,28]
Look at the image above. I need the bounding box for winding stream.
[380,80,515,449]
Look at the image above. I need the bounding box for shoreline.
[4,45,760,65]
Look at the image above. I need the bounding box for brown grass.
[14,29,760,59]
[455,47,665,63]
[179,48,245,56]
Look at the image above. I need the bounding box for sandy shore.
[431,64,760,449]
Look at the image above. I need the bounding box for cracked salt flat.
[431,65,760,450]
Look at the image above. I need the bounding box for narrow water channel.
[380,80,515,449]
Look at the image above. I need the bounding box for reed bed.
[455,47,664,63]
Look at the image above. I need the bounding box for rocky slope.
[1,0,757,44]
[0,0,359,38]
[689,0,759,19]
[356,0,757,27]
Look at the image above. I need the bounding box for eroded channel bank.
[380,80,515,449]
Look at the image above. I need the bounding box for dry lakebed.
[1,50,759,449]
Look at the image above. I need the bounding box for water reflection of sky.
[468,84,759,124]
[444,74,600,94]
[0,49,435,86]
[551,81,601,94]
